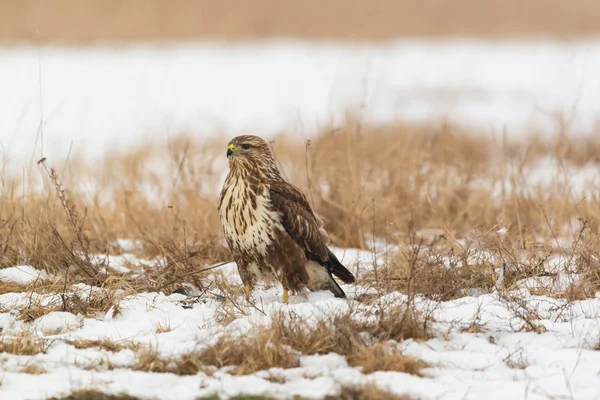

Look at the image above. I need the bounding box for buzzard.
[218,135,356,303]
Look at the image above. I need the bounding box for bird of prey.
[218,135,355,303]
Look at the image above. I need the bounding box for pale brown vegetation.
[131,346,215,376]
[126,301,428,377]
[155,321,172,334]
[198,332,299,374]
[7,286,121,324]
[20,362,47,374]
[352,343,425,375]
[66,339,126,353]
[7,118,589,390]
[15,300,62,323]
[48,392,144,400]
[0,279,56,295]
[265,307,428,375]
[0,332,49,355]
[1,0,599,44]
[326,385,414,400]
[2,122,600,304]
[132,330,299,376]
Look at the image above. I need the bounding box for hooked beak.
[227,144,235,158]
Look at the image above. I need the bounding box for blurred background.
[1,0,600,171]
[3,0,600,41]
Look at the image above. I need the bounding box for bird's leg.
[282,288,289,304]
[245,283,253,302]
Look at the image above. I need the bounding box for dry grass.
[1,122,597,400]
[363,237,497,301]
[2,122,600,309]
[131,346,215,376]
[50,394,280,400]
[20,362,47,374]
[352,343,425,375]
[1,0,599,43]
[48,392,144,400]
[0,332,49,355]
[14,301,63,323]
[0,279,57,295]
[155,321,172,334]
[132,330,299,376]
[131,347,176,374]
[504,349,530,370]
[459,306,486,334]
[127,300,428,377]
[7,286,122,324]
[198,332,299,375]
[326,385,414,400]
[66,339,126,353]
[264,306,429,375]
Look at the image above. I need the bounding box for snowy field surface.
[1,247,599,400]
[1,39,600,172]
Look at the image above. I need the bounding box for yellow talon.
[283,288,289,304]
[245,284,252,301]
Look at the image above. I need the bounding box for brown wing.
[269,181,329,264]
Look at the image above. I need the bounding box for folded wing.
[269,182,356,288]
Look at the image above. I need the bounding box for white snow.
[0,265,49,285]
[2,39,600,174]
[0,248,599,400]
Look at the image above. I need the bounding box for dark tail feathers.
[307,248,356,298]
[325,249,355,298]
[327,248,356,284]
[326,274,347,298]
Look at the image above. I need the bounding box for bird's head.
[226,135,281,179]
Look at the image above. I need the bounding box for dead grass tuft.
[10,287,121,324]
[198,331,299,375]
[504,349,530,369]
[64,289,124,319]
[48,391,143,400]
[128,303,428,376]
[0,332,49,355]
[20,362,48,374]
[326,384,414,400]
[500,293,547,334]
[363,304,431,343]
[155,321,172,334]
[132,347,172,374]
[0,279,57,295]
[267,308,428,375]
[66,339,126,353]
[132,346,217,376]
[14,299,62,323]
[460,306,486,334]
[352,343,426,375]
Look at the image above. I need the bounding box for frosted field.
[1,39,600,172]
[1,247,600,400]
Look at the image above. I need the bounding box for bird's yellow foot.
[245,284,252,301]
[283,288,289,304]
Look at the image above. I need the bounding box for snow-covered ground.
[1,39,600,174]
[1,248,599,400]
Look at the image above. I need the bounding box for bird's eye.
[240,144,251,150]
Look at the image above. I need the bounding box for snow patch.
[0,266,48,285]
